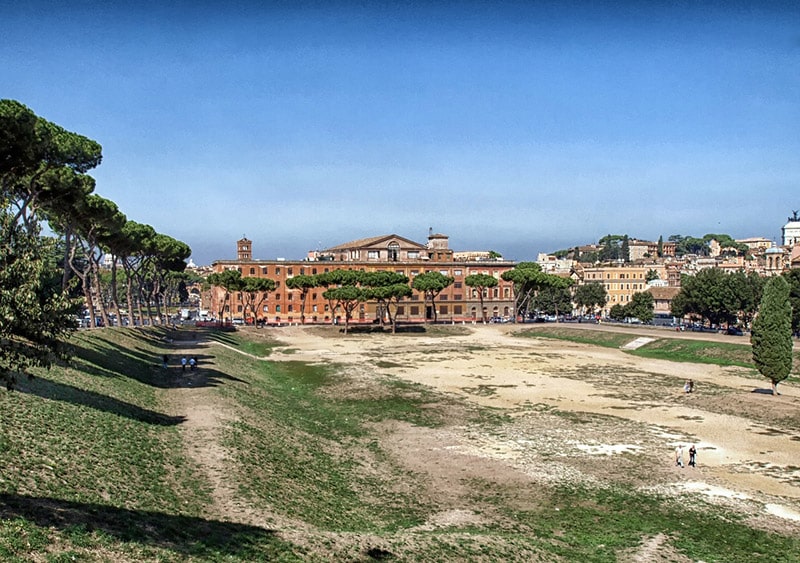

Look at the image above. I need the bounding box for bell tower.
[237,237,252,261]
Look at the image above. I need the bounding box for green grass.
[214,354,470,531]
[631,338,756,368]
[517,325,800,380]
[517,326,636,349]
[0,327,305,561]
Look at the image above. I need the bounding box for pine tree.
[751,276,793,395]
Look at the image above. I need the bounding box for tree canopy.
[411,271,454,323]
[574,282,608,316]
[671,268,762,328]
[464,273,498,323]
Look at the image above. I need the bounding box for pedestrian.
[688,379,694,393]
[689,444,697,467]
[683,380,691,393]
[675,444,684,468]
[181,356,187,372]
[189,357,197,371]
[162,354,169,369]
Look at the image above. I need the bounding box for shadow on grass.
[0,493,302,560]
[69,337,248,389]
[18,377,187,426]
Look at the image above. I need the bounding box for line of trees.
[670,269,765,328]
[1,99,191,388]
[208,263,583,333]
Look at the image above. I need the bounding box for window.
[493,288,499,298]
[411,270,419,276]
[388,243,400,261]
[262,305,268,312]
[276,305,281,312]
[454,294,462,300]
[368,250,379,260]
[440,305,448,314]
[439,270,448,276]
[275,294,280,300]
[454,281,462,288]
[397,306,405,315]
[249,267,255,275]
[410,306,419,315]
[261,267,268,275]
[408,251,419,259]
[237,305,242,312]
[288,305,293,312]
[275,268,280,275]
[288,268,293,276]
[454,269,462,276]
[454,305,462,314]
[440,294,448,301]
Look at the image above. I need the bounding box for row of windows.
[604,283,646,291]
[587,272,647,280]
[233,266,500,279]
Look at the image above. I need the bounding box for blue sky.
[3,1,799,264]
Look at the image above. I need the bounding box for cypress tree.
[751,276,793,395]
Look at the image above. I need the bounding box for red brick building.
[207,234,518,325]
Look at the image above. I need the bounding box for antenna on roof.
[429,227,433,236]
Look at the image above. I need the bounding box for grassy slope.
[517,325,800,378]
[0,326,798,561]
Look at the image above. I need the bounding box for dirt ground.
[268,324,800,524]
[166,322,800,556]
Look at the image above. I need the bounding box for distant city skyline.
[3,1,798,265]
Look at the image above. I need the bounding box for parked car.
[726,326,744,336]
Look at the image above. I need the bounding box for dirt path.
[162,342,295,532]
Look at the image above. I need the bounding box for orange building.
[207,234,517,325]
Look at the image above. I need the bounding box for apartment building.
[579,264,667,316]
[208,234,517,324]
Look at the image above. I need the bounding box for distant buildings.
[201,212,800,322]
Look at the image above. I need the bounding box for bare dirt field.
[261,323,800,532]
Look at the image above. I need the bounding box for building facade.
[207,234,517,325]
[578,264,668,316]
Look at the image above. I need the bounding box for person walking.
[688,444,697,467]
[189,357,197,371]
[162,355,169,369]
[675,444,684,468]
[181,356,187,372]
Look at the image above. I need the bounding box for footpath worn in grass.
[1,326,799,561]
[0,327,301,562]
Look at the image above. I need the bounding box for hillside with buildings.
[197,212,800,325]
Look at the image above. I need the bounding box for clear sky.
[3,1,799,265]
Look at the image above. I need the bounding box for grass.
[0,327,305,561]
[1,325,798,560]
[517,325,800,381]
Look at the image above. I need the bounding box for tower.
[237,237,252,261]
